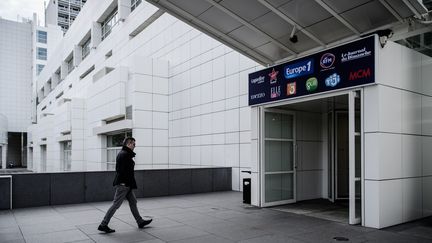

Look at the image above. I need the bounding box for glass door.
[262,109,296,207]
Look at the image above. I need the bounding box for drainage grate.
[333,236,349,241]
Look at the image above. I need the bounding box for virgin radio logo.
[268,68,279,84]
[349,68,371,81]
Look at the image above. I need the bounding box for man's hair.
[123,137,136,146]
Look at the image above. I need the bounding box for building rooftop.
[1,191,431,242]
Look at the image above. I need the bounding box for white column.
[73,45,82,66]
[250,106,260,207]
[43,82,51,97]
[51,73,59,88]
[61,61,68,80]
[118,0,131,21]
[91,22,101,49]
[37,89,44,101]
[2,145,7,169]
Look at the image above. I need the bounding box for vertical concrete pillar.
[37,89,44,101]
[73,45,82,66]
[43,82,51,96]
[250,106,260,207]
[51,73,59,88]
[2,145,7,169]
[118,0,131,21]
[91,22,101,48]
[61,61,68,80]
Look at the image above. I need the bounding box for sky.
[0,0,45,25]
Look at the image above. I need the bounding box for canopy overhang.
[146,0,432,65]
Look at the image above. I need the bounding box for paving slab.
[0,191,431,243]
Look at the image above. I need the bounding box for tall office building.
[0,18,32,169]
[0,13,62,169]
[45,0,87,33]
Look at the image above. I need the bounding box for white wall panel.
[378,179,403,228]
[365,180,380,228]
[401,91,421,134]
[401,135,422,178]
[402,177,423,222]
[401,47,422,93]
[422,137,432,176]
[423,176,432,217]
[421,96,432,136]
[421,56,432,96]
[378,86,402,133]
[376,41,402,88]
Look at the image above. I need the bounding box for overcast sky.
[0,0,45,25]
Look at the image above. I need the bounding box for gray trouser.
[101,185,143,226]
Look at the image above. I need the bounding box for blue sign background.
[284,58,314,79]
[248,36,376,106]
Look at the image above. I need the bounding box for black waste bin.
[243,178,251,204]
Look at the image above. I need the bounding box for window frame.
[36,47,47,60]
[36,64,45,75]
[66,56,74,74]
[106,130,132,170]
[101,8,119,40]
[62,141,72,171]
[131,0,142,12]
[81,37,91,60]
[37,30,47,44]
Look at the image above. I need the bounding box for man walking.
[98,137,152,233]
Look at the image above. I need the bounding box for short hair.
[123,137,136,146]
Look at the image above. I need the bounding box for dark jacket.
[112,146,137,189]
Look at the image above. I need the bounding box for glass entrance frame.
[349,90,363,225]
[260,108,296,207]
[257,89,364,225]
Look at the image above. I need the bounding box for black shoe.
[98,224,115,233]
[138,219,152,228]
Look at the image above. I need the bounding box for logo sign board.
[248,36,375,106]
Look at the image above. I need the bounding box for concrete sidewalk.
[0,191,431,243]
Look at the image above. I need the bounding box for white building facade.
[29,0,256,191]
[0,14,62,169]
[28,0,432,229]
[0,18,32,169]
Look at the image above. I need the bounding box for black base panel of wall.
[0,178,11,209]
[2,167,231,208]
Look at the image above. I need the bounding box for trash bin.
[243,178,251,204]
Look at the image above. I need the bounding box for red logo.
[349,68,371,80]
[268,68,279,84]
[287,82,296,95]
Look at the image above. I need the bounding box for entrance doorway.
[260,91,362,225]
[262,110,296,206]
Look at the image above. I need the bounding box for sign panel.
[248,36,375,106]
